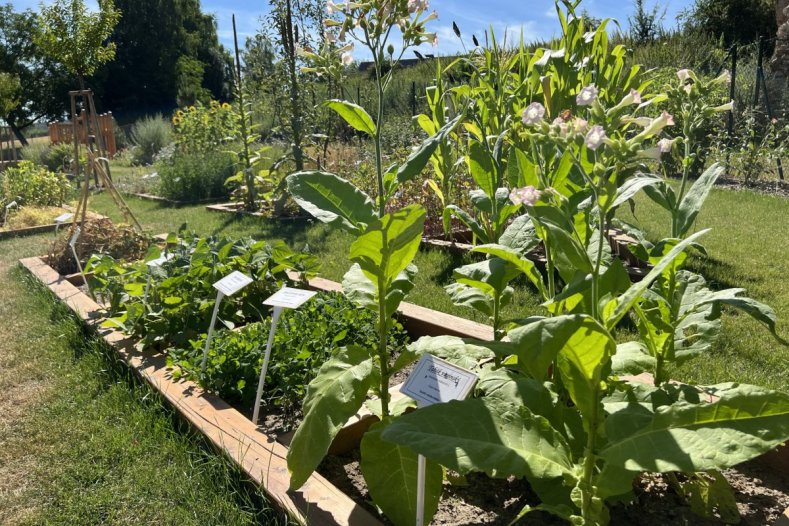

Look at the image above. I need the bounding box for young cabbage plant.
[285,2,463,524]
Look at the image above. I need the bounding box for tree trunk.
[4,117,29,147]
[770,0,789,78]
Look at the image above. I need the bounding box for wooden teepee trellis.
[68,89,141,231]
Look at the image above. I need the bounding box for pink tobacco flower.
[510,186,542,206]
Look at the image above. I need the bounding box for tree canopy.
[95,0,233,120]
[682,0,776,46]
[0,4,72,144]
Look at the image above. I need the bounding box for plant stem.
[580,400,601,522]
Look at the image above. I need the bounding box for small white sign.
[54,212,74,224]
[401,354,478,407]
[263,287,317,309]
[146,253,175,268]
[69,227,81,249]
[213,271,253,296]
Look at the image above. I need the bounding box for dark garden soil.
[319,451,788,525]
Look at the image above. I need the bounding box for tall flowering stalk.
[285,1,461,523]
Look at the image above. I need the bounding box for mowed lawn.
[88,182,789,391]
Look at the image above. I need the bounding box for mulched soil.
[320,452,788,525]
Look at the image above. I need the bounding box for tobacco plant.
[379,3,789,524]
[285,1,463,523]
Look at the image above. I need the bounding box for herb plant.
[168,292,409,427]
[88,231,319,349]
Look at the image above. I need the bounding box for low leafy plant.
[168,292,409,426]
[88,231,320,349]
[156,151,235,202]
[0,160,69,208]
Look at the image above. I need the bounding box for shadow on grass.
[25,271,295,526]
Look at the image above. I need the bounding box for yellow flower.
[221,102,231,109]
[188,106,196,112]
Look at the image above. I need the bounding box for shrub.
[168,292,409,424]
[130,114,172,165]
[157,151,235,202]
[20,142,76,172]
[0,160,69,207]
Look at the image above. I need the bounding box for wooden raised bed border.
[21,255,382,526]
[130,193,224,207]
[206,202,307,221]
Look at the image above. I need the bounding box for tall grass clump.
[130,114,172,165]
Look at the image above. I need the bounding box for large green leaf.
[498,214,540,255]
[473,244,546,296]
[555,316,617,419]
[405,335,499,371]
[287,346,373,490]
[467,140,496,197]
[446,205,488,242]
[286,171,376,234]
[361,418,443,526]
[675,163,724,237]
[381,398,576,481]
[325,99,377,136]
[454,258,519,296]
[611,342,656,376]
[350,205,426,287]
[606,229,709,329]
[600,383,789,473]
[445,282,493,317]
[397,113,464,184]
[508,315,599,381]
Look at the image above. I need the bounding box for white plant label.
[213,271,253,296]
[54,212,74,224]
[401,354,478,408]
[263,287,317,309]
[146,253,174,269]
[69,227,81,249]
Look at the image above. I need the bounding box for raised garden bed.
[206,201,307,221]
[22,254,789,525]
[130,193,224,207]
[422,228,650,281]
[0,208,107,240]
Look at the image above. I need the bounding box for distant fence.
[49,111,117,159]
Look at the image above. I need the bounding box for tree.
[34,0,121,90]
[94,0,232,120]
[629,0,666,44]
[0,4,73,144]
[681,0,776,46]
[0,72,21,117]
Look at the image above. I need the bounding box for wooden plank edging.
[20,256,382,526]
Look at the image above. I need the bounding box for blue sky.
[10,0,695,57]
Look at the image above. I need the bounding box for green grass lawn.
[89,182,789,391]
[0,235,290,525]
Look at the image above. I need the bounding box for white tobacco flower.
[326,1,337,14]
[657,138,675,154]
[324,30,336,43]
[510,186,542,206]
[552,117,569,137]
[677,69,691,82]
[341,51,354,66]
[576,84,598,107]
[521,102,546,125]
[408,0,428,13]
[711,100,735,113]
[584,125,607,151]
